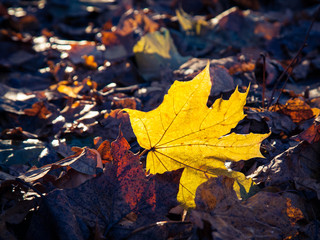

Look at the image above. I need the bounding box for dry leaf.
[191,176,304,239]
[26,132,182,239]
[133,28,189,80]
[176,8,208,35]
[271,98,315,123]
[294,116,320,144]
[24,102,52,119]
[125,63,269,207]
[82,55,97,69]
[19,147,103,182]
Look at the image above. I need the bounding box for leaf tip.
[205,60,210,73]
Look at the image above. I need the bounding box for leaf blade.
[125,62,269,207]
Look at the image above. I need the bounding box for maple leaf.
[125,63,269,208]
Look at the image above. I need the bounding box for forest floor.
[1,0,320,239]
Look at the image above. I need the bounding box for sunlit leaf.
[133,28,189,80]
[125,63,269,207]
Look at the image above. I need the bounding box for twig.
[272,62,298,108]
[124,220,192,239]
[101,83,149,97]
[261,53,266,108]
[267,6,320,109]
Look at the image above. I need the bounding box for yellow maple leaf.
[125,63,269,208]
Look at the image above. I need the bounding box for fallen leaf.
[101,109,135,142]
[1,127,37,140]
[82,55,98,69]
[116,11,159,37]
[68,41,97,65]
[133,28,189,80]
[191,176,304,239]
[24,101,52,119]
[176,9,208,35]
[254,21,281,40]
[294,115,320,144]
[25,132,182,239]
[209,65,235,97]
[19,147,102,182]
[0,139,47,167]
[112,96,139,109]
[250,140,320,197]
[271,98,315,123]
[228,61,255,75]
[125,63,269,207]
[54,81,83,98]
[97,140,113,163]
[246,106,291,128]
[0,180,37,240]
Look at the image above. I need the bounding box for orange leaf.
[24,102,52,119]
[272,98,315,123]
[97,140,113,163]
[56,84,83,98]
[101,31,120,46]
[228,62,255,75]
[286,198,304,226]
[294,116,320,144]
[83,55,98,69]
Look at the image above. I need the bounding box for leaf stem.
[139,149,149,157]
[124,220,192,239]
[261,53,266,109]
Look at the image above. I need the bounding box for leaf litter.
[1,0,320,239]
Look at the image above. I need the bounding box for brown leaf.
[68,41,97,65]
[116,11,159,37]
[245,107,296,135]
[1,127,37,140]
[228,61,255,75]
[26,132,182,240]
[271,98,315,123]
[100,11,159,61]
[24,102,52,119]
[19,147,102,182]
[250,140,320,199]
[97,140,113,163]
[101,109,135,142]
[294,116,320,144]
[254,21,281,40]
[0,179,37,240]
[101,31,120,46]
[192,176,304,239]
[112,97,139,109]
[111,131,145,210]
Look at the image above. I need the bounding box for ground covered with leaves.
[1,0,320,239]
